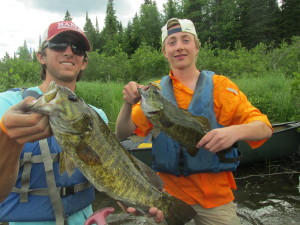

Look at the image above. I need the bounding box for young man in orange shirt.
[116,18,273,224]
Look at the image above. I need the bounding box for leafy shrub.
[128,43,168,83]
[84,51,130,82]
[0,58,39,91]
[267,36,300,77]
[198,41,269,78]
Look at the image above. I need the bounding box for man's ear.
[163,49,167,59]
[81,57,88,70]
[36,52,46,65]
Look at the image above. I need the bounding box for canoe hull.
[238,122,300,166]
[124,122,300,167]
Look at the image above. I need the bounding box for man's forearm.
[235,120,273,142]
[115,103,136,141]
[0,131,23,202]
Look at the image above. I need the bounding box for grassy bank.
[75,81,125,130]
[1,72,298,132]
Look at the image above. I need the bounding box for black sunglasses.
[43,42,86,56]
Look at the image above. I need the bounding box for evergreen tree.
[280,0,300,41]
[264,0,281,46]
[122,21,135,55]
[239,0,281,48]
[1,52,10,63]
[83,12,98,51]
[64,10,73,21]
[131,14,142,50]
[102,0,118,38]
[210,0,241,49]
[32,49,37,62]
[93,17,102,51]
[162,0,184,22]
[183,0,212,45]
[16,41,32,61]
[139,0,162,49]
[99,0,121,55]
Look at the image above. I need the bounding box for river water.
[1,155,298,225]
[93,153,300,225]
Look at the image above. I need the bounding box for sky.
[0,0,167,59]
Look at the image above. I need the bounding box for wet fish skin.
[138,83,211,156]
[26,81,196,225]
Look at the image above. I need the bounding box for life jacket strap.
[20,152,32,203]
[39,138,67,225]
[19,153,59,166]
[12,181,92,197]
[59,182,92,197]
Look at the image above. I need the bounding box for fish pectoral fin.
[76,141,102,165]
[59,151,76,176]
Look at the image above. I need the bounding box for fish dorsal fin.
[193,115,211,131]
[148,81,161,90]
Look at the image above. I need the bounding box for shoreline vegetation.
[0,38,299,130]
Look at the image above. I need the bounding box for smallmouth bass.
[138,83,211,156]
[26,81,196,225]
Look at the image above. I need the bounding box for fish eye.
[68,93,78,102]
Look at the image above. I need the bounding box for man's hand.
[117,202,164,223]
[2,97,52,144]
[122,81,145,106]
[197,126,238,153]
[197,121,272,152]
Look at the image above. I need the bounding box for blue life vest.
[152,71,240,176]
[0,88,94,222]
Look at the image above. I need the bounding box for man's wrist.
[0,115,8,135]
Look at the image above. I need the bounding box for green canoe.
[122,121,300,167]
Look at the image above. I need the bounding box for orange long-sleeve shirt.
[132,72,271,208]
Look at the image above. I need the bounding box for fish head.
[27,81,93,134]
[138,83,163,116]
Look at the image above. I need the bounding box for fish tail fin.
[165,197,196,225]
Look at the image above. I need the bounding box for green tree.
[99,0,121,55]
[16,41,32,61]
[238,0,281,49]
[210,0,241,49]
[139,0,162,49]
[280,0,300,41]
[162,0,184,22]
[1,52,11,63]
[64,10,73,21]
[122,21,135,55]
[131,14,142,50]
[182,0,212,45]
[84,12,98,51]
[102,0,118,38]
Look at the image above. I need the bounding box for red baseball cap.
[41,21,91,51]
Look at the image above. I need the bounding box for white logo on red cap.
[57,22,83,33]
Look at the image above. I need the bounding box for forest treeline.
[0,0,299,122]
